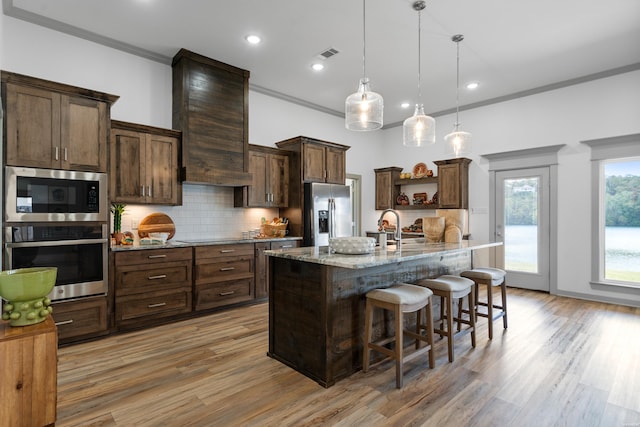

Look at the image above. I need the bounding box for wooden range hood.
[172,48,252,187]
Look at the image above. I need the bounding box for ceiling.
[5,0,640,127]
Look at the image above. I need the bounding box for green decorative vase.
[0,267,57,326]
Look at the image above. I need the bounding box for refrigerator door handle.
[329,198,335,239]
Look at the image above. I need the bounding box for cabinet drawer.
[195,243,253,259]
[115,247,192,266]
[195,279,254,311]
[270,240,300,250]
[195,257,253,284]
[116,288,191,322]
[51,297,108,341]
[116,261,192,295]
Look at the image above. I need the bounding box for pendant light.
[444,34,472,157]
[345,0,383,131]
[403,0,435,147]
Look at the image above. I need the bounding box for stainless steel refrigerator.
[303,182,352,246]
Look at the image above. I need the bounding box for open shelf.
[393,176,438,186]
[395,204,439,210]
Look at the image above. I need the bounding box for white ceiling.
[5,0,640,127]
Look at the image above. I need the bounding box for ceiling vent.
[317,47,340,60]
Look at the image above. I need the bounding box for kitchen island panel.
[268,249,472,387]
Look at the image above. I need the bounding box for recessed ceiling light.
[245,35,261,45]
[311,63,325,71]
[401,102,411,108]
[466,82,479,90]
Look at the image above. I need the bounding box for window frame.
[583,134,640,288]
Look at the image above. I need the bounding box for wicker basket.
[260,223,288,237]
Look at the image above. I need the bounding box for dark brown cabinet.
[434,158,471,209]
[172,49,252,186]
[2,71,118,172]
[374,158,471,210]
[114,248,192,330]
[234,145,289,208]
[110,120,181,205]
[194,243,255,310]
[52,296,109,345]
[254,240,300,299]
[374,167,402,210]
[276,136,349,185]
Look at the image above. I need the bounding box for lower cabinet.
[114,247,192,330]
[255,240,300,299]
[0,316,57,427]
[52,296,108,345]
[194,243,255,310]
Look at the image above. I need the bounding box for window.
[583,134,640,287]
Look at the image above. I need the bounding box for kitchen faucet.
[378,209,401,246]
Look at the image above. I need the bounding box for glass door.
[495,167,550,291]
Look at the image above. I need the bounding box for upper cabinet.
[172,49,252,186]
[374,167,402,210]
[276,136,349,185]
[110,120,181,205]
[234,145,289,208]
[433,158,471,209]
[374,158,471,210]
[2,71,118,172]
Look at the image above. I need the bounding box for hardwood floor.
[56,288,640,427]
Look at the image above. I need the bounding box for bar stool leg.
[426,297,435,369]
[501,280,508,329]
[445,293,454,363]
[469,288,476,348]
[486,282,494,340]
[363,300,373,372]
[394,304,403,389]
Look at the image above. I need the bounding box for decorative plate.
[413,162,427,178]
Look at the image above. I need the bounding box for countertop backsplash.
[112,184,279,242]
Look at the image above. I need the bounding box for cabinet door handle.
[64,147,68,161]
[148,274,167,280]
[265,193,269,203]
[220,249,235,253]
[148,185,152,198]
[148,254,167,259]
[148,302,167,308]
[55,319,74,326]
[55,146,59,161]
[141,185,145,197]
[280,245,293,248]
[219,291,235,296]
[220,267,235,271]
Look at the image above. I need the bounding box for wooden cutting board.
[138,213,176,239]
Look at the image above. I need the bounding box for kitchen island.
[265,240,500,387]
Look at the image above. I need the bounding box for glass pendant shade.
[444,129,472,157]
[403,103,435,147]
[345,78,383,131]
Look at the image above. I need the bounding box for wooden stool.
[460,268,508,339]
[415,275,476,362]
[363,284,435,388]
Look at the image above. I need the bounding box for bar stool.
[460,268,507,339]
[363,284,435,389]
[415,275,476,362]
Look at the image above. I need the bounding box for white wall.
[2,14,640,306]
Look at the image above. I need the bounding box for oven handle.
[6,238,108,248]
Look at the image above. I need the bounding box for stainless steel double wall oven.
[3,166,109,301]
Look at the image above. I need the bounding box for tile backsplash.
[113,184,278,241]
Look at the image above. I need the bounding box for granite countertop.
[264,240,501,269]
[110,236,302,252]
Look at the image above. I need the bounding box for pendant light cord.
[453,34,464,131]
[362,0,367,79]
[417,7,422,103]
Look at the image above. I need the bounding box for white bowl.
[149,232,169,243]
[329,237,376,255]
